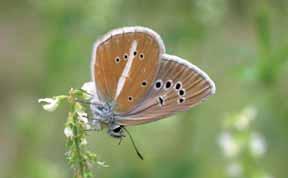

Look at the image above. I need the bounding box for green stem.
[72,112,85,178]
[66,89,95,178]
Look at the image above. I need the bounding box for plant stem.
[72,111,85,178]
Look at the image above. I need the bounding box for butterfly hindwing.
[117,54,216,125]
[92,27,165,113]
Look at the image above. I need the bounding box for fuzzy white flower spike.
[38,98,60,112]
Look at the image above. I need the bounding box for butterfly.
[83,26,216,159]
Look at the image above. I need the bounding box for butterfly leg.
[118,136,123,145]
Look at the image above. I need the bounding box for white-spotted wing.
[117,54,216,125]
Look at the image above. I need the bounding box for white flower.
[244,107,257,120]
[77,111,88,123]
[80,138,88,145]
[76,111,91,129]
[234,115,250,130]
[218,132,240,158]
[64,127,74,138]
[97,161,109,168]
[249,132,266,157]
[38,98,60,112]
[234,106,257,130]
[226,162,242,177]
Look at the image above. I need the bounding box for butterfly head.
[107,124,125,138]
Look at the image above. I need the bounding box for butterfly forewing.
[92,27,165,113]
[117,54,216,125]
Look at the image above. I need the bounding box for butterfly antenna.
[122,127,144,160]
[79,89,93,96]
[118,137,123,145]
[75,99,102,107]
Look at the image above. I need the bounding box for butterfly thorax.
[91,103,113,119]
[90,101,125,138]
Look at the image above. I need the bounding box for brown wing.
[91,27,165,113]
[117,54,216,125]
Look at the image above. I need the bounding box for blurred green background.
[1,0,288,178]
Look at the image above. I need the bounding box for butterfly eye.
[133,51,137,56]
[154,80,163,90]
[114,56,120,63]
[178,89,185,96]
[123,53,128,60]
[177,97,185,104]
[141,80,148,87]
[174,81,182,90]
[128,96,133,102]
[112,126,122,133]
[164,80,173,90]
[139,53,144,60]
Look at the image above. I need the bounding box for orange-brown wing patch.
[92,27,165,114]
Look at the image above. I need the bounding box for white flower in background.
[64,127,74,138]
[226,162,242,177]
[249,132,267,157]
[234,106,257,130]
[219,132,240,158]
[38,98,60,112]
[220,107,272,178]
[97,161,109,168]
